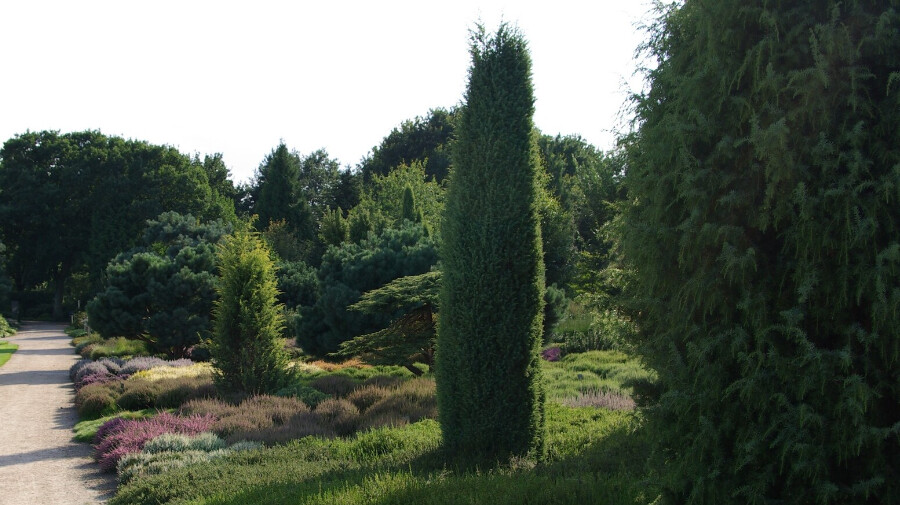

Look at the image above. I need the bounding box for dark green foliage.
[253,143,301,229]
[0,131,236,319]
[211,230,291,395]
[336,271,441,374]
[296,221,438,355]
[623,2,900,503]
[319,207,349,247]
[87,213,230,357]
[275,260,318,309]
[360,108,457,183]
[401,184,417,222]
[437,25,546,460]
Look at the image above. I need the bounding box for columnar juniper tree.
[211,229,289,395]
[436,25,546,461]
[623,2,900,503]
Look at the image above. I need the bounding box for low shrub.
[154,376,216,409]
[73,334,104,354]
[360,375,404,389]
[309,375,358,397]
[82,337,151,360]
[274,383,331,408]
[116,450,226,485]
[116,380,162,411]
[76,383,121,419]
[120,357,193,376]
[94,412,217,471]
[357,378,437,431]
[117,437,261,485]
[346,384,391,412]
[141,432,227,454]
[315,398,360,436]
[77,371,124,390]
[0,315,16,337]
[129,362,214,382]
[225,411,334,446]
[71,358,124,384]
[180,395,321,444]
[560,389,636,410]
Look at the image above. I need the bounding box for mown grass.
[0,340,17,367]
[111,403,653,505]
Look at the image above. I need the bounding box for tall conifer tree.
[623,2,900,503]
[436,25,545,460]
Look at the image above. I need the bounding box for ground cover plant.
[71,358,212,419]
[93,411,218,471]
[109,404,649,505]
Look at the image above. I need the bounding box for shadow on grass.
[115,417,654,505]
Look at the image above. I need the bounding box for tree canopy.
[0,130,236,319]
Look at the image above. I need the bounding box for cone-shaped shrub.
[436,24,546,461]
[211,229,289,395]
[623,2,900,503]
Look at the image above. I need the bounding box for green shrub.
[315,398,360,436]
[75,383,120,419]
[0,315,16,338]
[309,375,358,397]
[274,383,331,408]
[73,333,103,354]
[153,376,216,409]
[116,380,161,411]
[359,378,436,431]
[141,432,227,454]
[81,337,151,359]
[346,384,391,412]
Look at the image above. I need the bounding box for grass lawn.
[111,404,653,505]
[0,340,18,367]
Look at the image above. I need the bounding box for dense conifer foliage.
[211,229,289,395]
[436,25,546,460]
[623,2,900,503]
[87,213,231,357]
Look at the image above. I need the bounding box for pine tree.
[436,25,546,461]
[254,143,300,229]
[211,229,289,395]
[623,2,900,503]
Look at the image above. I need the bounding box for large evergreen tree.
[623,2,900,503]
[253,143,301,229]
[436,25,546,461]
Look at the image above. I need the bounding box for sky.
[0,1,652,183]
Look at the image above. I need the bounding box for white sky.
[0,1,651,183]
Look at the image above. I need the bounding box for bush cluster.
[179,376,437,445]
[115,432,263,485]
[72,358,214,419]
[93,412,217,471]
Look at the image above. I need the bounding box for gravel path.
[0,322,115,505]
